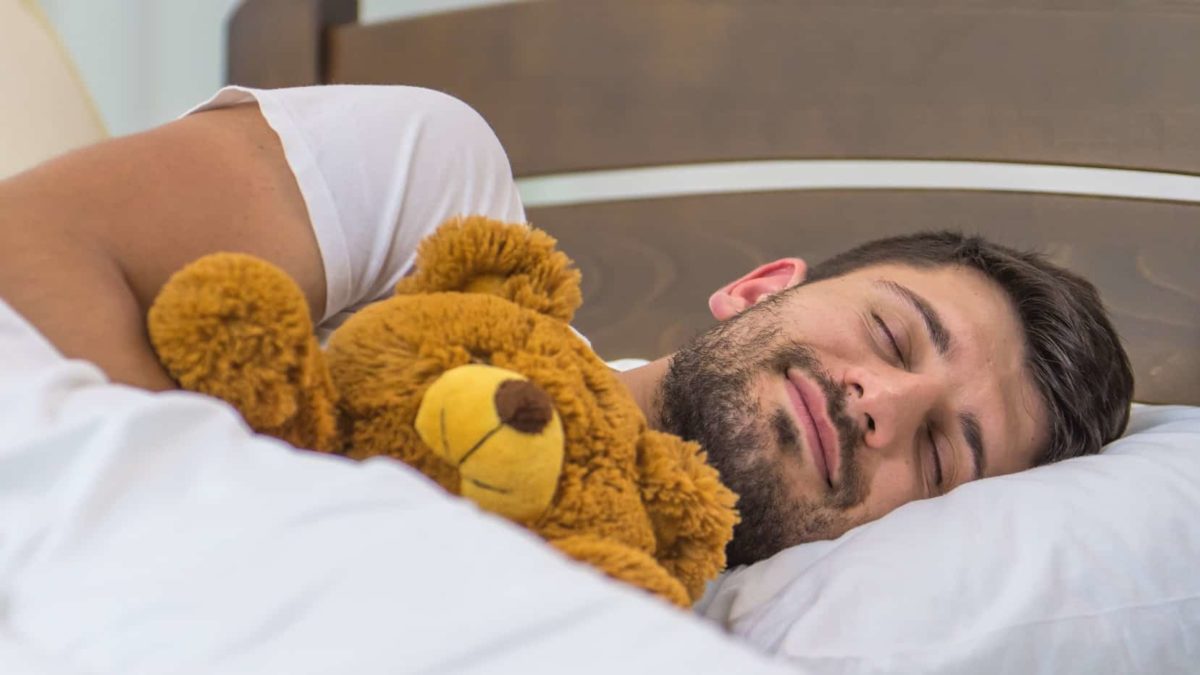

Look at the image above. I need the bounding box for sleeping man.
[0,85,1133,571]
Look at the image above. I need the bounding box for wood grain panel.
[528,191,1200,405]
[326,0,1200,176]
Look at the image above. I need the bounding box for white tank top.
[185,85,527,336]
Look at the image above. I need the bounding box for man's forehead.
[840,261,992,291]
[842,264,1017,337]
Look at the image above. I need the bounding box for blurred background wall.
[36,0,519,136]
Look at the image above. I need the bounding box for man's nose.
[845,369,940,450]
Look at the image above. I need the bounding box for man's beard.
[657,298,868,567]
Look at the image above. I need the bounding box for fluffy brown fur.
[148,216,738,607]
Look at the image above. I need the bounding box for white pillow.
[696,404,1200,674]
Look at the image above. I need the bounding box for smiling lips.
[785,369,839,488]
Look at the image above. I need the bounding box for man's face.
[658,263,1048,567]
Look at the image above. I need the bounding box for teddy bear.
[147,216,738,607]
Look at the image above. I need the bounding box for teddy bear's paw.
[550,535,692,608]
[636,430,740,601]
[394,216,583,322]
[149,253,338,451]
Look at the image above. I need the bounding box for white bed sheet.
[0,298,790,675]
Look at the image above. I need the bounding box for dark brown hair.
[803,231,1133,465]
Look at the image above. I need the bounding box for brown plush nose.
[495,379,554,434]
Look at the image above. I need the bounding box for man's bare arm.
[0,104,325,391]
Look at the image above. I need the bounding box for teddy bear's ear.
[395,216,582,323]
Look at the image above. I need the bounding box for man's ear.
[707,258,807,321]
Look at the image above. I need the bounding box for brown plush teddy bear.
[148,216,738,607]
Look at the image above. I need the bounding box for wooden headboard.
[227,0,1200,405]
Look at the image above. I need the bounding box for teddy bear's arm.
[148,253,339,452]
[637,430,740,603]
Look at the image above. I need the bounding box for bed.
[6,1,1182,672]
[218,1,1200,672]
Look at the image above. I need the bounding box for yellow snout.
[414,364,564,523]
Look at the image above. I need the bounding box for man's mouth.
[785,369,840,488]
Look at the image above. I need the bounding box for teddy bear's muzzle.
[414,364,565,523]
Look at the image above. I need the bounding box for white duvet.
[0,298,790,675]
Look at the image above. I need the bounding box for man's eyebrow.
[959,411,986,481]
[875,280,952,357]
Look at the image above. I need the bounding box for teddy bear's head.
[322,217,737,604]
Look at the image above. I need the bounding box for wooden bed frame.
[227,0,1200,405]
